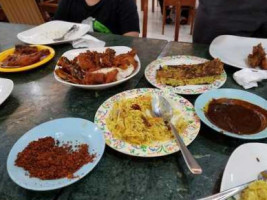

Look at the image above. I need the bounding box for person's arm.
[117,0,140,37]
[123,31,139,37]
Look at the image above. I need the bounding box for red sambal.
[15,137,95,180]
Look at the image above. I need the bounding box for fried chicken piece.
[83,69,118,84]
[14,45,38,55]
[75,52,100,71]
[83,72,104,84]
[105,69,118,83]
[2,49,50,67]
[248,43,267,69]
[113,49,138,69]
[56,56,84,82]
[100,48,116,68]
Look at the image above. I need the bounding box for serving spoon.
[151,95,202,174]
[198,170,267,200]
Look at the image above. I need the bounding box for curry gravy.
[205,98,267,135]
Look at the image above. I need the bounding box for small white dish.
[17,21,90,45]
[0,78,14,105]
[221,143,267,199]
[54,46,141,90]
[210,35,267,70]
[7,118,105,191]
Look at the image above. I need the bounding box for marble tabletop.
[0,22,266,200]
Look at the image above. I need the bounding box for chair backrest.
[38,0,58,15]
[0,0,45,25]
[181,0,196,7]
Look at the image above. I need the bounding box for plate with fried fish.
[145,55,227,95]
[54,46,141,90]
[0,45,55,73]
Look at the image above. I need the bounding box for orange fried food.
[114,49,138,69]
[106,69,119,83]
[55,48,137,85]
[248,43,267,70]
[83,69,118,84]
[1,45,50,67]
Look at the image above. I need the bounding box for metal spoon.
[151,95,202,174]
[198,170,267,200]
[53,25,79,41]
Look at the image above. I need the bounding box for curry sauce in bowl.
[204,98,267,135]
[195,89,267,140]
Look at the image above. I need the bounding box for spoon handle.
[170,123,202,174]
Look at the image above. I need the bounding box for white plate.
[145,55,227,95]
[7,118,105,191]
[221,143,267,199]
[210,35,267,70]
[0,78,14,105]
[17,21,90,45]
[54,46,141,90]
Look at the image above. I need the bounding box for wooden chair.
[38,0,58,15]
[0,7,7,22]
[181,0,196,35]
[162,0,196,41]
[134,0,148,38]
[0,0,45,25]
[162,0,181,41]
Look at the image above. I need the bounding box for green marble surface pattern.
[0,23,266,200]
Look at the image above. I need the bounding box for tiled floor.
[137,0,193,42]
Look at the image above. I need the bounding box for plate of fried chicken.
[0,45,55,72]
[210,35,267,70]
[54,46,141,90]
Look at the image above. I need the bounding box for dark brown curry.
[205,98,267,135]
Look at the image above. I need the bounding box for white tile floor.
[137,1,193,42]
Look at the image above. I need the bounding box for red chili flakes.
[15,137,95,180]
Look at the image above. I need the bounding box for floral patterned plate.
[94,88,200,157]
[145,55,227,95]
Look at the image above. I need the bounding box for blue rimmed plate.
[195,89,267,140]
[7,118,105,191]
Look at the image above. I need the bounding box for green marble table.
[0,22,266,200]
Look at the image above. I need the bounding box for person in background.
[193,0,267,44]
[158,0,188,25]
[54,0,140,37]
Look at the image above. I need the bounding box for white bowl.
[54,46,141,90]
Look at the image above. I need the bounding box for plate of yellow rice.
[94,88,200,157]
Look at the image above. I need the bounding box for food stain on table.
[204,98,267,135]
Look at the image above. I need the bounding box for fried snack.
[55,48,138,85]
[248,43,267,70]
[1,45,50,68]
[156,58,224,86]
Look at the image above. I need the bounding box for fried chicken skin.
[1,45,50,67]
[248,43,267,70]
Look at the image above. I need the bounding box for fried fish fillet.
[156,58,224,86]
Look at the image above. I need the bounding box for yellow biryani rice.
[106,95,188,145]
[241,180,267,200]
